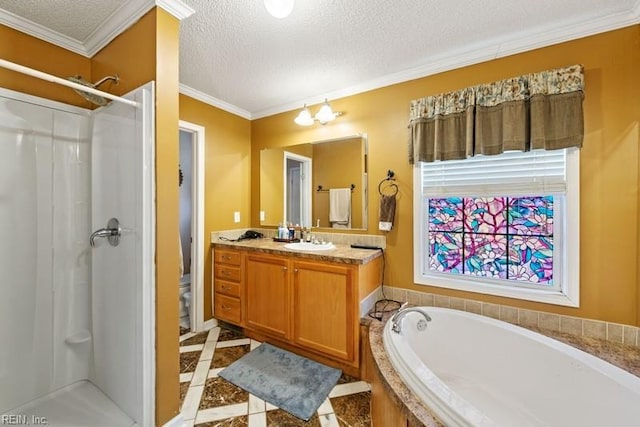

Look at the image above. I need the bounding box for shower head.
[66,74,119,106]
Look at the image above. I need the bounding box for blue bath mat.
[218,342,342,421]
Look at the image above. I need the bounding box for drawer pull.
[222,305,231,311]
[283,267,288,271]
[221,285,229,290]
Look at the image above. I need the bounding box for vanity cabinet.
[292,260,355,362]
[245,253,291,340]
[213,249,242,324]
[212,243,382,376]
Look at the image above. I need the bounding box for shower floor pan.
[5,381,136,427]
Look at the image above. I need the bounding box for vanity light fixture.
[264,0,294,18]
[294,99,342,126]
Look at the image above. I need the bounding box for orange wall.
[179,94,252,319]
[312,138,364,228]
[0,24,91,107]
[252,25,640,326]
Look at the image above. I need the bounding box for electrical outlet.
[260,211,265,221]
[233,211,240,223]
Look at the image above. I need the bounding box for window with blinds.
[414,148,580,306]
[420,149,566,196]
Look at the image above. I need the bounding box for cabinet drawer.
[215,293,241,324]
[214,249,241,266]
[215,265,241,282]
[215,279,240,298]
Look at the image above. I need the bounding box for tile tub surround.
[179,326,372,426]
[381,286,640,348]
[366,309,640,427]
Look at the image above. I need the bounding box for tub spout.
[391,305,432,334]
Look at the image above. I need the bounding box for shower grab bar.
[90,218,121,247]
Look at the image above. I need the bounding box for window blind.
[421,149,566,196]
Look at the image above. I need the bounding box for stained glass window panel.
[508,236,554,285]
[508,196,554,236]
[428,232,463,274]
[464,197,507,234]
[428,197,463,232]
[463,234,508,279]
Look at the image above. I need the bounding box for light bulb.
[264,0,294,18]
[294,106,314,126]
[315,99,336,124]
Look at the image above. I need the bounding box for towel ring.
[378,170,398,196]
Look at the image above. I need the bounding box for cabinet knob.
[294,268,299,273]
[283,266,288,271]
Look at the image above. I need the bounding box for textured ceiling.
[0,0,127,41]
[1,0,638,118]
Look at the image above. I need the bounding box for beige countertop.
[366,312,640,427]
[211,237,383,265]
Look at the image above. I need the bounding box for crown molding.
[179,84,252,120]
[84,0,156,57]
[156,0,195,20]
[85,0,194,57]
[1,0,194,58]
[0,8,87,56]
[251,4,640,119]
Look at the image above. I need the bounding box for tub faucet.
[391,303,432,334]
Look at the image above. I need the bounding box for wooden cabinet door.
[292,260,355,362]
[245,253,291,339]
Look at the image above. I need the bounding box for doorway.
[178,120,205,333]
[283,151,312,227]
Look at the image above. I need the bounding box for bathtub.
[383,307,640,427]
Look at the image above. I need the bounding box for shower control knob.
[90,218,121,247]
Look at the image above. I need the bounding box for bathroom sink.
[284,242,335,251]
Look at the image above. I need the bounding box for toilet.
[179,273,191,327]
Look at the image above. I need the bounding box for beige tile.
[464,300,482,315]
[499,306,518,324]
[583,319,606,340]
[518,309,539,328]
[606,323,624,343]
[538,313,560,332]
[392,287,407,303]
[482,303,500,319]
[407,290,421,306]
[560,316,583,336]
[420,293,435,307]
[434,295,451,308]
[623,326,638,347]
[450,297,465,311]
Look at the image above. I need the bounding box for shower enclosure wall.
[0,84,154,426]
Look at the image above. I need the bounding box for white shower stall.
[0,82,155,426]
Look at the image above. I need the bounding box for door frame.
[178,120,205,332]
[283,151,312,227]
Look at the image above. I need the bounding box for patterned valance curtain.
[408,65,584,164]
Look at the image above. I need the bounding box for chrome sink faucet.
[391,303,432,334]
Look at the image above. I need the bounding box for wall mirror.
[260,134,368,230]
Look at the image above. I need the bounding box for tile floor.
[179,326,372,426]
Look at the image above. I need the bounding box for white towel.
[329,188,351,228]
